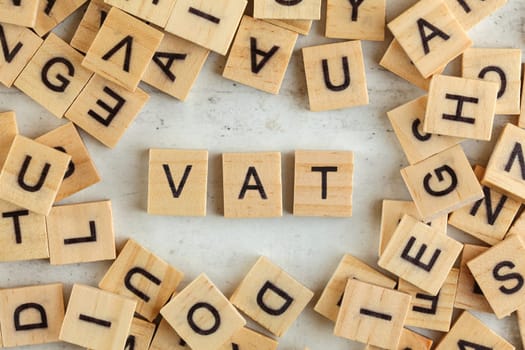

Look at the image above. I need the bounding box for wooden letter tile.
[314,254,396,322]
[148,149,208,216]
[365,328,433,350]
[302,40,368,112]
[164,0,247,56]
[60,284,136,350]
[105,0,177,27]
[0,0,39,27]
[14,33,94,118]
[0,111,18,169]
[149,318,190,350]
[99,239,184,321]
[35,122,101,202]
[253,0,320,20]
[334,279,411,349]
[161,274,246,350]
[230,256,314,337]
[223,16,297,95]
[0,284,64,347]
[70,0,112,54]
[388,0,472,78]
[0,135,70,215]
[378,214,463,295]
[325,0,385,41]
[264,19,312,35]
[293,150,353,217]
[33,0,87,36]
[65,74,149,148]
[120,318,156,350]
[400,145,484,222]
[46,200,116,265]
[443,0,507,30]
[218,327,278,350]
[508,210,525,239]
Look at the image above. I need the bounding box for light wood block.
[148,149,208,216]
[222,152,282,218]
[443,0,507,30]
[400,144,484,222]
[467,234,525,318]
[435,311,514,350]
[105,0,177,27]
[0,283,64,347]
[65,74,149,148]
[0,0,40,27]
[35,122,100,202]
[293,150,353,217]
[508,211,525,238]
[119,318,156,350]
[33,0,87,37]
[302,40,368,112]
[314,254,396,322]
[398,268,459,332]
[70,0,112,54]
[99,239,184,322]
[325,0,385,41]
[387,95,463,165]
[60,284,136,350]
[0,23,42,87]
[253,0,320,20]
[454,244,493,313]
[0,111,18,169]
[0,135,70,216]
[82,7,163,92]
[164,0,247,56]
[365,328,433,350]
[264,19,312,35]
[388,0,472,78]
[161,274,246,350]
[143,32,209,101]
[223,16,297,95]
[218,327,278,350]
[149,318,190,350]
[378,214,463,295]
[449,165,520,245]
[334,279,411,349]
[46,200,116,265]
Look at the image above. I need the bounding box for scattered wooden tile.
[0,111,18,169]
[218,327,278,350]
[161,274,246,350]
[164,0,247,56]
[60,284,136,350]
[70,0,112,54]
[325,0,385,41]
[118,318,156,350]
[105,0,177,27]
[222,152,282,218]
[142,32,209,101]
[148,149,208,216]
[334,279,411,349]
[253,0,320,20]
[264,19,312,35]
[99,239,184,322]
[65,74,149,148]
[0,135,70,216]
[302,40,368,112]
[508,210,525,238]
[0,0,40,27]
[46,200,116,265]
[388,0,472,78]
[14,33,93,118]
[378,214,463,295]
[0,283,64,347]
[365,328,433,350]
[33,0,87,37]
[443,0,507,30]
[293,150,353,217]
[314,254,396,322]
[149,318,189,350]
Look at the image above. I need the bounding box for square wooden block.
[0,283,64,347]
[467,234,525,318]
[149,318,189,350]
[325,0,385,41]
[35,122,100,202]
[117,318,156,350]
[46,200,116,265]
[265,19,312,35]
[254,0,320,20]
[0,135,70,216]
[218,327,278,350]
[314,254,396,322]
[398,268,459,332]
[230,256,314,337]
[70,0,112,54]
[148,149,208,216]
[222,152,282,218]
[82,8,163,92]
[365,328,433,350]
[443,0,507,30]
[65,74,149,148]
[0,0,39,27]
[0,111,18,169]
[424,75,498,141]
[449,165,520,245]
[293,150,353,217]
[454,244,493,313]
[334,279,411,349]
[388,0,472,78]
[142,32,210,101]
[106,0,177,27]
[99,239,184,321]
[161,274,246,350]
[387,95,463,165]
[33,0,87,36]
[435,311,514,350]
[164,0,247,56]
[60,284,136,350]
[378,214,463,295]
[0,23,42,87]
[223,16,297,95]
[303,40,368,112]
[401,144,484,222]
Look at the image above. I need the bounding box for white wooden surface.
[0,0,523,348]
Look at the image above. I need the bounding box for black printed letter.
[423,165,458,197]
[504,142,525,179]
[239,167,267,199]
[493,261,524,295]
[417,18,450,55]
[256,281,294,316]
[311,166,338,199]
[102,36,133,73]
[412,292,439,314]
[188,7,220,24]
[18,155,50,192]
[44,0,56,15]
[88,86,126,127]
[275,0,303,5]
[63,221,97,245]
[2,210,29,244]
[457,340,492,350]
[322,57,350,91]
[442,94,478,124]
[401,236,441,272]
[250,37,279,74]
[163,164,192,198]
[14,303,48,331]
[187,303,220,335]
[54,146,75,179]
[124,267,162,302]
[411,119,432,141]
[0,24,23,63]
[348,0,364,21]
[479,66,506,99]
[152,52,187,82]
[469,186,507,225]
[41,57,75,92]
